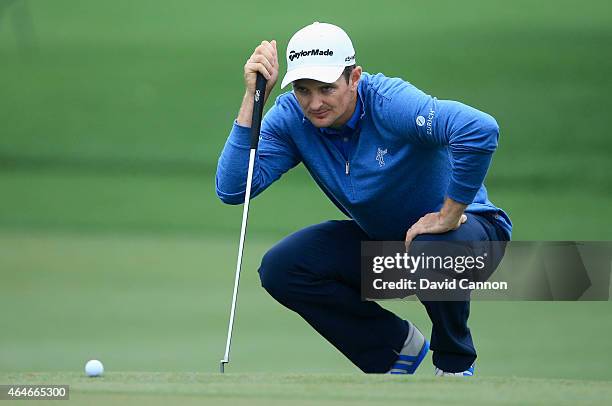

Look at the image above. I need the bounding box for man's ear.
[351,66,363,91]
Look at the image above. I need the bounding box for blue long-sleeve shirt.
[216,72,512,240]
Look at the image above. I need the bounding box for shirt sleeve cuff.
[228,120,252,148]
[446,181,479,205]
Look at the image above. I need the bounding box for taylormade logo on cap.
[289,49,334,61]
[280,22,356,89]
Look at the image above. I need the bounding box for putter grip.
[250,73,267,149]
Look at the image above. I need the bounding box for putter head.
[220,360,227,373]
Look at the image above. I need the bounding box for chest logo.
[376,147,388,167]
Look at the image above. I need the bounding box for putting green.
[1,372,611,405]
[1,231,611,380]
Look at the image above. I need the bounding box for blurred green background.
[1,0,611,380]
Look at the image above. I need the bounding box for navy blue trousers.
[257,213,508,373]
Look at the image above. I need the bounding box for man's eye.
[322,86,334,93]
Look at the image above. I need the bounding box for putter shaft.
[219,73,266,373]
[219,149,257,372]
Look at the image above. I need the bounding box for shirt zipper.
[343,136,351,175]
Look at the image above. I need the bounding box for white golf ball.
[85,359,104,377]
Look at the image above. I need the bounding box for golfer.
[216,22,512,376]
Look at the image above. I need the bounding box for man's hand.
[237,40,279,127]
[405,198,468,251]
[244,40,278,99]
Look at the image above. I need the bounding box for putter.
[220,73,267,373]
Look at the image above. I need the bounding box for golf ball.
[85,359,104,377]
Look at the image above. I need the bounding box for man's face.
[292,67,361,129]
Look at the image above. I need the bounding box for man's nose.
[309,95,324,111]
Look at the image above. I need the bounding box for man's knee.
[258,244,294,303]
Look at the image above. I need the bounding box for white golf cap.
[280,22,356,89]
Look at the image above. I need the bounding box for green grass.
[2,1,612,177]
[1,0,612,239]
[1,231,611,379]
[1,168,611,239]
[1,1,612,404]
[2,372,612,405]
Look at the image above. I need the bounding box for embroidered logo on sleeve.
[417,110,435,135]
[426,109,435,135]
